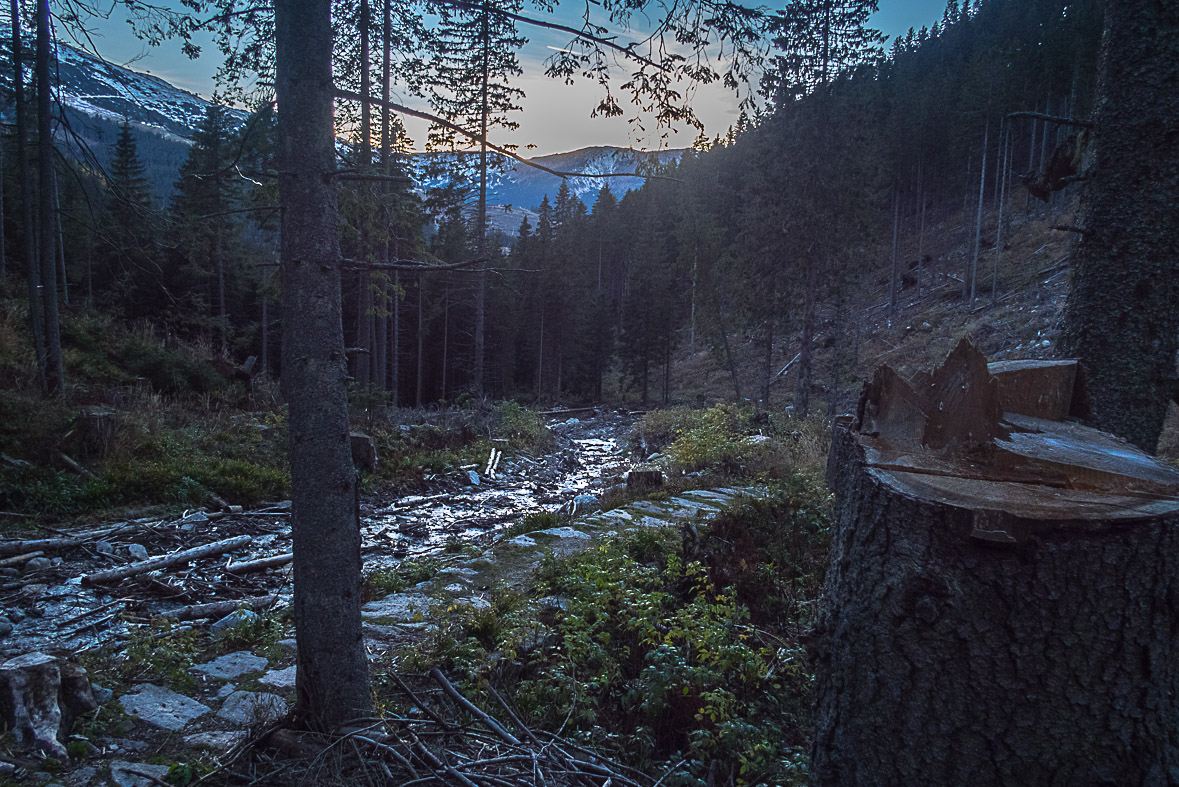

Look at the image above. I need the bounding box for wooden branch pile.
[224,668,657,787]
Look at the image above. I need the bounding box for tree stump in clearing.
[812,339,1179,786]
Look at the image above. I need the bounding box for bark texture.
[812,344,1179,786]
[275,0,373,730]
[1059,0,1179,452]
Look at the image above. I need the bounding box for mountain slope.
[0,23,241,141]
[1,28,681,220]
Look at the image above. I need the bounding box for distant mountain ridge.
[1,27,683,220]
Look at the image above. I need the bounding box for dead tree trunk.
[812,339,1179,785]
[275,0,372,731]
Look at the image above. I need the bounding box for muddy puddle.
[0,412,636,659]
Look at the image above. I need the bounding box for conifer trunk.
[35,0,63,395]
[795,260,816,415]
[275,0,372,730]
[355,0,374,389]
[1060,0,1179,452]
[472,1,491,400]
[11,2,45,381]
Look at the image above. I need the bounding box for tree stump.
[812,339,1179,785]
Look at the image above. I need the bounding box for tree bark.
[35,0,63,395]
[1060,0,1179,453]
[811,342,1179,785]
[275,0,373,731]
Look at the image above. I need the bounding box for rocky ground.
[0,411,756,786]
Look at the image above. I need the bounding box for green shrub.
[363,558,442,600]
[493,401,552,451]
[502,510,561,539]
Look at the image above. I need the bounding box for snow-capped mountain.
[415,147,683,209]
[1,26,683,224]
[0,23,243,141]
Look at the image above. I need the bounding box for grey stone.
[126,544,149,561]
[533,527,592,540]
[456,596,491,611]
[257,665,296,689]
[506,535,536,547]
[210,609,260,638]
[467,470,481,486]
[118,684,210,731]
[443,583,466,593]
[183,730,242,751]
[215,683,237,699]
[0,762,14,776]
[361,593,431,621]
[0,617,12,637]
[276,638,297,652]
[65,764,97,786]
[23,557,52,573]
[436,567,478,579]
[90,683,113,704]
[109,760,171,787]
[94,541,115,556]
[564,417,580,425]
[216,690,287,726]
[192,651,268,680]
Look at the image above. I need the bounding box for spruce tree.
[424,0,525,397]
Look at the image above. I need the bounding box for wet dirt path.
[0,412,636,659]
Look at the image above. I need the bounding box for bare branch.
[335,88,684,183]
[1005,111,1095,129]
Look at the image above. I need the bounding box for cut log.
[159,595,279,622]
[225,553,294,575]
[812,339,1179,785]
[80,535,252,586]
[350,432,378,471]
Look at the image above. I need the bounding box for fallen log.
[0,551,45,568]
[0,523,139,556]
[159,594,279,622]
[225,553,293,575]
[813,339,1179,785]
[80,535,252,586]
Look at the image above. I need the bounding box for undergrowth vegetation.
[636,404,829,483]
[0,297,553,519]
[391,477,832,785]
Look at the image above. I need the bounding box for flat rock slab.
[506,535,537,547]
[679,489,740,504]
[184,730,243,751]
[258,665,297,689]
[533,527,592,540]
[118,684,210,731]
[192,651,268,680]
[110,760,172,787]
[361,593,431,621]
[217,690,287,725]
